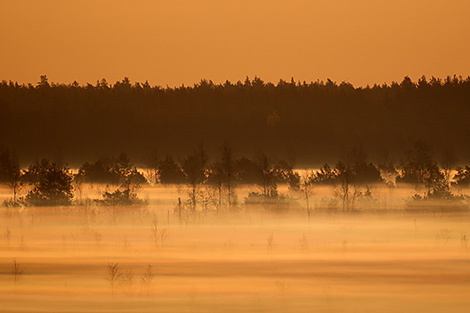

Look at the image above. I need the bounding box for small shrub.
[99,188,146,206]
[140,264,154,294]
[105,262,123,294]
[245,192,290,213]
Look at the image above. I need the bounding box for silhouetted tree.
[182,147,208,209]
[235,157,259,185]
[299,171,315,221]
[100,186,145,206]
[274,160,300,191]
[335,160,354,212]
[378,154,398,187]
[207,161,224,212]
[0,149,22,206]
[453,166,470,188]
[207,143,238,210]
[75,159,120,184]
[254,153,278,198]
[439,149,458,184]
[97,154,147,206]
[143,151,160,184]
[244,153,291,213]
[37,75,50,88]
[334,148,383,211]
[75,154,147,185]
[158,155,185,185]
[313,164,337,185]
[398,141,448,198]
[220,143,236,207]
[112,153,147,186]
[346,146,382,184]
[23,159,74,206]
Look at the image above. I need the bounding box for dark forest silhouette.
[2,75,470,165]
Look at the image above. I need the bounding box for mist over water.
[1,185,470,313]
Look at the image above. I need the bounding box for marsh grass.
[299,233,309,251]
[267,233,274,251]
[461,234,468,253]
[4,227,11,248]
[150,216,168,247]
[11,258,24,284]
[140,264,154,294]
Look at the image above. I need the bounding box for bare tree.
[220,143,235,207]
[206,143,237,212]
[335,160,353,212]
[207,161,224,213]
[182,147,208,210]
[399,141,448,198]
[0,149,22,206]
[255,153,278,198]
[299,171,315,221]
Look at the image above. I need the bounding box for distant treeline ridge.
[1,75,470,165]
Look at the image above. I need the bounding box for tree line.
[1,75,470,165]
[1,142,470,210]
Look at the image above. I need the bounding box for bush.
[244,192,290,213]
[98,188,147,206]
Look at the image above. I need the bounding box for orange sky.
[1,0,469,87]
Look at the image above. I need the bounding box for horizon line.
[3,74,470,89]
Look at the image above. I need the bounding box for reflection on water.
[1,185,470,312]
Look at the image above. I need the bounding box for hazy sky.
[1,0,469,87]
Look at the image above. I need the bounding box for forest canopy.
[1,75,470,166]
